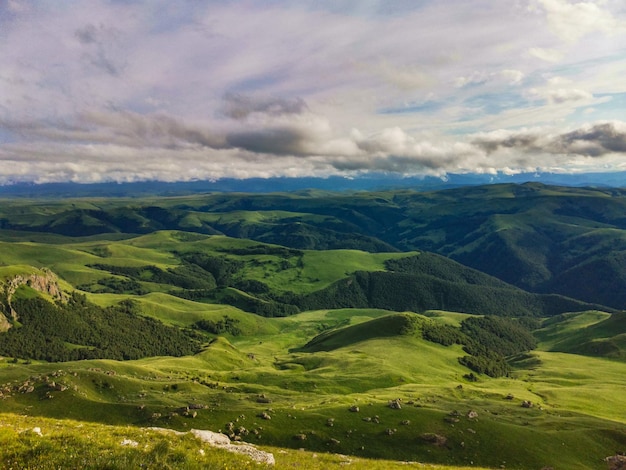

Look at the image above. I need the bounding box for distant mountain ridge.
[2,171,626,198]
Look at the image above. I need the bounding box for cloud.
[473,121,626,158]
[1,1,626,184]
[455,69,524,88]
[545,88,593,104]
[222,93,309,120]
[534,0,626,41]
[528,47,564,62]
[1,111,227,150]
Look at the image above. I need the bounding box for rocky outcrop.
[149,427,275,465]
[606,455,626,470]
[0,268,65,331]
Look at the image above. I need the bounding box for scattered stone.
[259,412,272,420]
[257,394,272,404]
[32,427,42,436]
[348,405,360,413]
[120,439,138,447]
[385,428,396,435]
[388,398,402,410]
[505,393,514,400]
[467,410,478,419]
[188,403,207,410]
[400,420,411,425]
[420,433,447,447]
[328,438,341,445]
[606,455,626,470]
[362,417,372,422]
[521,400,533,408]
[444,416,460,424]
[294,433,307,441]
[326,418,335,427]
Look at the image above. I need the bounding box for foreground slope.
[1,304,625,469]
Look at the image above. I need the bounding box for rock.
[259,412,272,420]
[521,400,533,408]
[120,439,138,447]
[349,405,360,412]
[385,428,396,435]
[294,433,307,441]
[467,410,478,419]
[400,420,411,425]
[326,418,335,427]
[606,455,626,470]
[505,393,514,400]
[32,427,42,436]
[388,399,402,410]
[190,429,275,465]
[420,433,447,447]
[328,438,340,445]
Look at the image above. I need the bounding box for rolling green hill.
[4,182,626,307]
[2,185,626,469]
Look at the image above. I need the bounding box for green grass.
[536,311,626,360]
[2,196,626,469]
[0,413,496,470]
[1,303,625,468]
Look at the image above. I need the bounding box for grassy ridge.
[536,311,626,361]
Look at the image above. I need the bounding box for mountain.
[2,171,626,198]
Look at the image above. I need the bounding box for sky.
[1,0,625,184]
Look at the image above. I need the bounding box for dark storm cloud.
[472,122,626,158]
[226,127,311,156]
[560,122,626,155]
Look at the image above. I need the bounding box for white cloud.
[528,47,564,62]
[535,0,626,41]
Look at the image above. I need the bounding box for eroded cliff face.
[0,269,65,331]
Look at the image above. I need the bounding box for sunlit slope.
[1,307,625,469]
[536,310,626,361]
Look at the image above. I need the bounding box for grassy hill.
[1,305,625,469]
[4,183,626,307]
[2,185,626,468]
[536,311,626,361]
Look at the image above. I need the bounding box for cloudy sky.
[1,0,625,184]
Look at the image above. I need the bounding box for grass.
[0,413,497,470]
[536,311,626,361]
[1,222,626,468]
[2,306,625,468]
